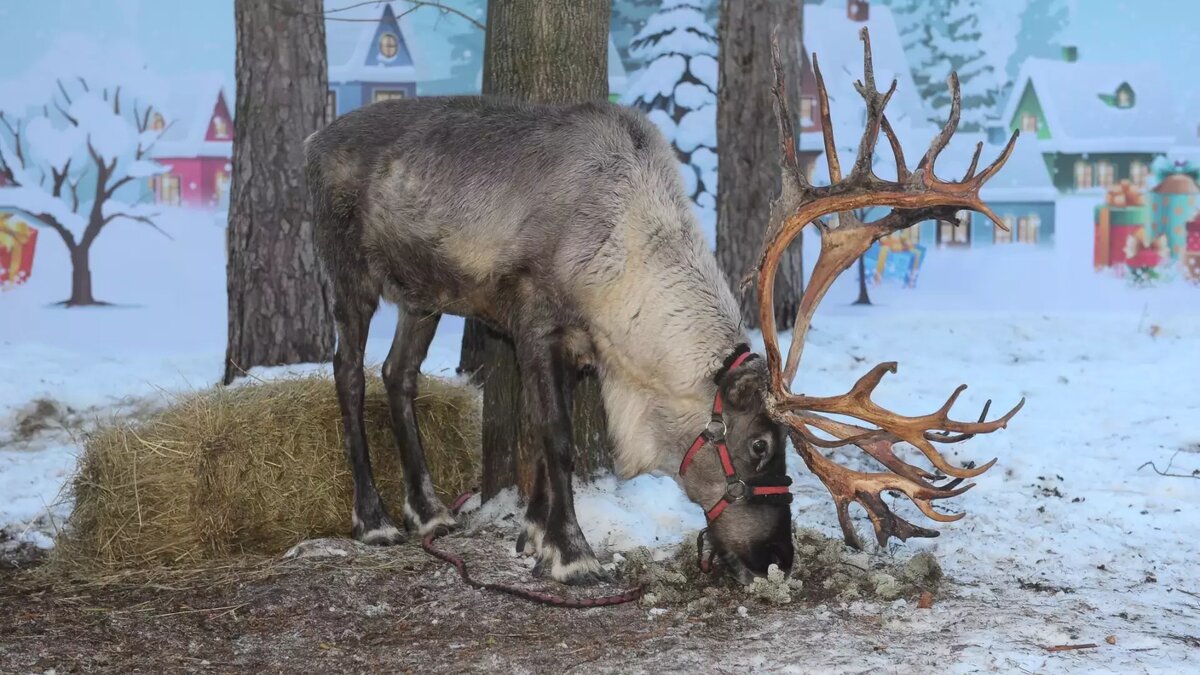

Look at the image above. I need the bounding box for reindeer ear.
[719,357,766,411]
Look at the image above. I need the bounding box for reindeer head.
[736,28,1024,552]
[678,353,794,584]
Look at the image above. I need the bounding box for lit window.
[212,116,230,140]
[373,89,405,103]
[799,97,815,124]
[150,112,166,131]
[1095,161,1115,188]
[326,90,337,123]
[995,214,1015,244]
[1018,214,1040,243]
[938,211,972,247]
[155,174,181,206]
[1117,89,1131,107]
[1129,161,1150,188]
[379,33,399,59]
[1021,114,1038,133]
[1074,161,1093,189]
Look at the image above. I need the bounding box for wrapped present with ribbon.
[1187,214,1200,252]
[0,213,39,288]
[1151,173,1199,261]
[1095,181,1151,268]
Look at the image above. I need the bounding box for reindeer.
[304,27,1022,586]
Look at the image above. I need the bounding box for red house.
[149,77,234,209]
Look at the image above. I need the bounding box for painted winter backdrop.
[1,2,1198,670]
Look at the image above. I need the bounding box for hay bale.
[55,373,480,571]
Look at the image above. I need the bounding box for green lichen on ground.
[619,528,943,611]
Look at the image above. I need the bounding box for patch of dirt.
[0,525,946,674]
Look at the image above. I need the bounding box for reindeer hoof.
[353,521,406,546]
[403,502,457,537]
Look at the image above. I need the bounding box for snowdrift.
[53,373,480,571]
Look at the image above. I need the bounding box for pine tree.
[881,0,946,113]
[919,0,1004,132]
[611,0,660,74]
[622,0,719,227]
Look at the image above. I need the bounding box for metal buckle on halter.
[705,417,727,439]
[724,478,748,502]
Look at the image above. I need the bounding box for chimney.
[1062,45,1078,63]
[847,0,869,22]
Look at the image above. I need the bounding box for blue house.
[324,1,629,117]
[325,3,432,118]
[906,135,1058,248]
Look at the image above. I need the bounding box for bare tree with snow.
[622,0,718,231]
[0,80,167,306]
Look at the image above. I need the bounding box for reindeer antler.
[756,28,1023,549]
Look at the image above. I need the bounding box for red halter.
[678,348,793,524]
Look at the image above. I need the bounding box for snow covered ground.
[2,199,1198,670]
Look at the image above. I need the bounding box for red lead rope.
[420,491,645,608]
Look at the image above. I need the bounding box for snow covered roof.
[151,73,233,160]
[1002,58,1182,153]
[802,4,927,130]
[326,1,439,85]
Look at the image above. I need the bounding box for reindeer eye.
[751,439,769,456]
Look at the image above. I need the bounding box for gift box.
[1187,216,1200,252]
[0,213,38,288]
[864,241,926,288]
[1151,173,1199,261]
[1095,181,1150,268]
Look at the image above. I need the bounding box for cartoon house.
[922,135,1057,248]
[149,76,234,209]
[325,2,435,117]
[324,1,628,115]
[1004,51,1179,193]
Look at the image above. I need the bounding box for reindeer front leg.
[513,322,608,585]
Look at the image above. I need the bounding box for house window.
[994,214,1016,244]
[1095,161,1115,188]
[1074,161,1093,189]
[379,32,399,59]
[1017,214,1040,243]
[1020,113,1038,133]
[799,97,815,125]
[214,169,230,205]
[1130,160,1150,188]
[211,116,230,140]
[373,89,406,103]
[154,174,181,206]
[938,210,972,247]
[1117,89,1131,107]
[326,90,337,123]
[150,112,166,131]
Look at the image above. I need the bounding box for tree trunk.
[854,254,872,305]
[716,0,805,330]
[224,0,334,385]
[65,243,97,307]
[468,0,614,501]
